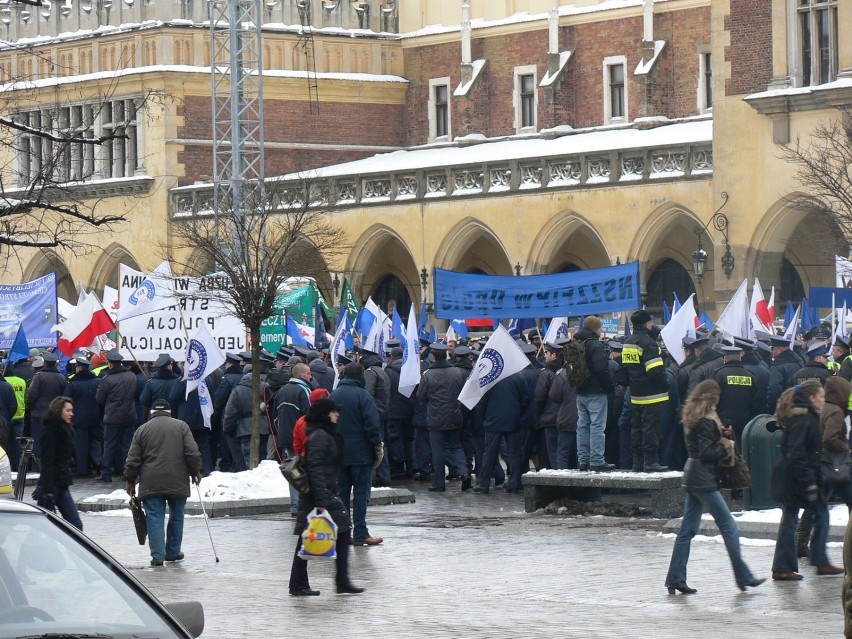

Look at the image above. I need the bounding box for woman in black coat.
[288,398,363,596]
[665,380,763,593]
[35,396,82,530]
[771,380,843,579]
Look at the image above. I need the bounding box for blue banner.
[809,287,852,309]
[0,272,58,349]
[433,262,641,320]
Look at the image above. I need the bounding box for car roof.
[0,499,41,514]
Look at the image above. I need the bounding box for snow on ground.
[657,532,843,549]
[705,504,850,528]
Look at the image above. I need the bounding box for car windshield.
[0,512,184,639]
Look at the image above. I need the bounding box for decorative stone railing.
[169,142,712,217]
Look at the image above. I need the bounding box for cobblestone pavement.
[69,480,845,639]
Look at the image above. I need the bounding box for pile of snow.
[713,504,851,527]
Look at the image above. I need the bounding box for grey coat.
[124,411,202,500]
[223,374,269,439]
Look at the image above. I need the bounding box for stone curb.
[662,517,848,543]
[77,487,416,518]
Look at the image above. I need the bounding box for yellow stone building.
[1,0,849,328]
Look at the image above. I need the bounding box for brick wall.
[177,95,405,183]
[724,0,773,96]
[403,6,711,143]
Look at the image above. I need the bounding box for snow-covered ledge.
[744,77,852,115]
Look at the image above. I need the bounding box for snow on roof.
[285,118,713,179]
[634,40,666,76]
[540,50,572,87]
[744,76,852,101]
[454,59,486,97]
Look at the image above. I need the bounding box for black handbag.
[280,455,311,495]
[129,496,147,545]
[820,451,851,485]
[719,453,751,490]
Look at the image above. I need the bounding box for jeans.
[101,422,134,480]
[773,502,830,572]
[666,490,755,588]
[338,464,373,541]
[37,486,82,531]
[143,496,186,563]
[429,429,468,490]
[577,393,608,466]
[555,431,578,470]
[478,430,523,491]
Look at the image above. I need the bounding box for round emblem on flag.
[186,340,208,381]
[556,324,569,339]
[477,348,504,388]
[128,280,155,306]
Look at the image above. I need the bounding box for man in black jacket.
[213,352,243,472]
[792,340,832,387]
[573,316,615,472]
[384,346,415,478]
[66,357,102,476]
[713,345,761,443]
[95,350,140,482]
[139,354,179,416]
[767,335,803,413]
[26,351,68,459]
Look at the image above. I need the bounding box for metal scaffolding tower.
[209,0,265,227]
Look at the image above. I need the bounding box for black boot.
[644,453,669,472]
[797,510,814,558]
[631,454,644,472]
[335,530,365,593]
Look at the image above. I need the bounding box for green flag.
[340,277,360,322]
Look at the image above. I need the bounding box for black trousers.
[630,402,664,455]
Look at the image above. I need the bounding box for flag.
[458,325,531,409]
[418,299,427,336]
[543,317,570,343]
[783,301,795,331]
[446,324,458,344]
[623,314,631,337]
[355,297,380,337]
[315,302,329,348]
[8,324,29,363]
[507,317,535,337]
[339,278,360,323]
[183,323,225,398]
[391,308,405,342]
[398,304,421,398]
[116,261,175,322]
[699,311,715,331]
[834,302,848,342]
[286,314,309,347]
[801,299,816,331]
[330,311,350,390]
[662,300,671,325]
[714,279,749,339]
[672,292,682,313]
[661,294,697,365]
[751,277,773,330]
[783,305,801,346]
[767,287,776,324]
[449,319,468,339]
[428,325,436,342]
[363,309,387,355]
[51,292,116,356]
[198,380,214,429]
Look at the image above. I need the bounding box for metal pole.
[195,481,220,562]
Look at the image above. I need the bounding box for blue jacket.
[480,371,530,432]
[66,370,101,429]
[169,379,204,431]
[140,368,179,415]
[330,378,382,466]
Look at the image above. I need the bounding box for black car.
[0,499,204,638]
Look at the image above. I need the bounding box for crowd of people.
[2,305,851,593]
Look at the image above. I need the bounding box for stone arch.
[525,210,611,274]
[628,202,709,302]
[89,243,140,293]
[345,224,420,308]
[23,250,75,301]
[748,193,848,306]
[288,238,334,304]
[432,217,512,275]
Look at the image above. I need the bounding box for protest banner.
[259,284,331,353]
[117,264,246,360]
[0,272,58,349]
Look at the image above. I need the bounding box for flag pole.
[534,322,545,358]
[116,323,150,380]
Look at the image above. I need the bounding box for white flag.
[661,294,697,365]
[458,324,530,409]
[783,305,801,346]
[330,315,350,390]
[364,309,387,355]
[543,317,570,343]
[445,324,458,344]
[715,279,749,340]
[183,323,226,398]
[198,380,214,429]
[398,304,422,398]
[117,261,176,322]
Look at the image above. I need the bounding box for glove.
[259,402,267,412]
[126,481,136,497]
[372,443,385,469]
[41,493,55,510]
[194,473,203,485]
[805,485,819,503]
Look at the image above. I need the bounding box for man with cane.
[125,399,202,567]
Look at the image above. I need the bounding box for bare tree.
[779,106,852,240]
[168,178,343,468]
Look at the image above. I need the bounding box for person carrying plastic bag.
[288,398,364,595]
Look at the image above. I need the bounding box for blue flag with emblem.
[507,317,535,337]
[286,315,309,347]
[449,319,468,339]
[391,308,405,342]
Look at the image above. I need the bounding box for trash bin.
[741,413,782,510]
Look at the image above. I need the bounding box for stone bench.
[522,470,685,519]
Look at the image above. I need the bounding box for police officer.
[831,336,852,381]
[767,335,803,413]
[213,352,243,472]
[713,344,761,443]
[622,310,669,472]
[66,356,102,476]
[384,346,415,479]
[95,350,140,482]
[736,337,769,416]
[266,348,293,395]
[687,334,724,394]
[792,340,833,386]
[139,354,179,416]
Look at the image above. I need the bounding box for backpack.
[562,339,591,389]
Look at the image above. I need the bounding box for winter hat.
[309,388,330,404]
[583,316,602,333]
[306,397,342,422]
[343,362,366,386]
[631,309,652,326]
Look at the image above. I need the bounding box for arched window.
[780,257,806,306]
[646,258,696,317]
[372,274,410,316]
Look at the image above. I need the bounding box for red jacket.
[293,415,308,456]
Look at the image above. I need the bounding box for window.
[603,56,627,123]
[428,77,451,141]
[15,98,140,186]
[798,0,838,86]
[513,65,538,132]
[698,50,712,111]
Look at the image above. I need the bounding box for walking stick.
[195,480,220,563]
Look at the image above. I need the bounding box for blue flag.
[428,324,436,342]
[672,293,682,313]
[540,320,549,338]
[418,300,427,335]
[507,317,535,337]
[623,315,631,337]
[286,315,309,347]
[449,319,468,339]
[662,301,671,325]
[338,303,354,350]
[783,301,795,332]
[699,311,715,331]
[354,307,375,338]
[801,299,816,331]
[391,308,405,342]
[8,324,29,363]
